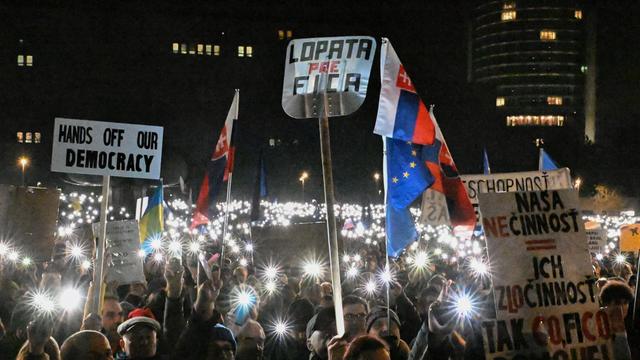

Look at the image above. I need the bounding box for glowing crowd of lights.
[0,191,638,338]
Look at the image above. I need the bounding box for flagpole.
[318,74,345,336]
[220,89,239,273]
[382,138,392,335]
[90,175,110,315]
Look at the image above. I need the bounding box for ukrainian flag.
[139,185,164,244]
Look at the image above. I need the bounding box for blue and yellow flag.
[139,185,164,243]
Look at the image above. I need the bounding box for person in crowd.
[59,330,113,360]
[117,308,163,360]
[600,280,635,359]
[342,295,368,342]
[343,335,391,360]
[15,318,60,360]
[102,295,124,355]
[366,306,410,360]
[306,307,337,360]
[388,281,421,344]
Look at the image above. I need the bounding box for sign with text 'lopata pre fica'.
[282,36,376,119]
[51,118,163,179]
[478,190,623,359]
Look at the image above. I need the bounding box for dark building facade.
[469,0,597,142]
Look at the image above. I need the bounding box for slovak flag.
[374,40,435,145]
[375,39,475,254]
[191,91,239,229]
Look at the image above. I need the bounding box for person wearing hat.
[306,307,337,360]
[366,307,410,360]
[116,308,163,360]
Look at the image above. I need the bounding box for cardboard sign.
[620,224,640,252]
[51,118,163,179]
[282,36,376,119]
[0,185,60,261]
[478,190,617,359]
[93,220,145,285]
[586,229,607,254]
[421,169,572,229]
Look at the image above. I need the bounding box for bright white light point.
[353,254,361,262]
[8,251,19,261]
[32,293,56,313]
[238,291,252,306]
[81,260,91,270]
[265,281,277,293]
[346,266,359,279]
[22,257,32,266]
[150,238,162,250]
[59,288,82,311]
[70,245,84,258]
[456,295,473,317]
[343,254,350,263]
[231,245,240,253]
[245,244,254,252]
[615,254,626,264]
[264,266,278,280]
[469,258,488,277]
[274,321,288,335]
[137,249,146,258]
[365,280,377,295]
[239,258,248,267]
[303,261,323,278]
[188,242,200,254]
[595,253,603,261]
[379,268,393,284]
[413,251,429,269]
[154,253,163,262]
[0,243,8,256]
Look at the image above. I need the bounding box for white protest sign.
[51,118,163,179]
[93,220,145,285]
[282,36,376,119]
[586,229,607,254]
[478,190,619,359]
[420,168,572,228]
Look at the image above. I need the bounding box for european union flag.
[385,137,434,257]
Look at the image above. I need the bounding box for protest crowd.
[0,193,639,360]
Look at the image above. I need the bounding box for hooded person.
[306,307,337,360]
[366,307,410,360]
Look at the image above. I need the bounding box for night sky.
[1,0,639,203]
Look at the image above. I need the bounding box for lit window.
[581,65,587,73]
[246,46,253,58]
[496,97,505,107]
[575,10,582,19]
[17,55,24,66]
[172,43,179,53]
[205,45,212,56]
[540,30,556,41]
[278,30,285,40]
[501,2,516,21]
[286,30,293,38]
[25,132,32,143]
[180,43,187,54]
[16,132,23,143]
[197,44,204,55]
[188,44,195,55]
[547,96,562,105]
[34,132,41,144]
[26,55,33,66]
[238,46,245,57]
[506,115,565,126]
[214,45,220,56]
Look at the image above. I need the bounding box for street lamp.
[18,156,29,187]
[299,171,309,202]
[373,172,381,195]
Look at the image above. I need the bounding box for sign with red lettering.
[478,190,625,359]
[282,36,376,119]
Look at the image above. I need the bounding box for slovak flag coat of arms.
[374,38,474,237]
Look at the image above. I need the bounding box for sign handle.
[90,175,110,315]
[318,75,345,335]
